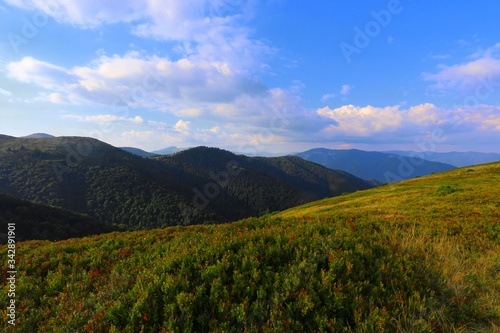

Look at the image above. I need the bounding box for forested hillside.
[0,136,372,230]
[0,193,117,243]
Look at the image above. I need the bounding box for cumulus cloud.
[173,119,190,135]
[315,103,500,145]
[407,103,443,126]
[6,52,267,108]
[317,104,403,136]
[3,0,287,148]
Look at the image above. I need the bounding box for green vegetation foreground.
[1,163,499,332]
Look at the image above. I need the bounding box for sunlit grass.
[277,162,500,331]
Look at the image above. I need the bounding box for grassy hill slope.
[1,163,498,332]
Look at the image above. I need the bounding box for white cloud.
[6,0,251,34]
[175,107,205,117]
[173,119,190,135]
[62,101,500,152]
[484,118,500,131]
[423,43,500,90]
[340,84,351,95]
[321,93,336,101]
[117,130,156,148]
[0,87,12,96]
[6,52,267,109]
[132,115,144,123]
[316,103,500,143]
[48,92,66,103]
[407,103,443,126]
[466,105,500,132]
[121,130,154,138]
[317,104,402,136]
[3,0,287,147]
[147,120,168,130]
[5,0,145,28]
[431,54,451,60]
[67,114,144,124]
[6,53,318,148]
[5,0,269,70]
[7,56,74,90]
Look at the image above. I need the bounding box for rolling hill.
[296,148,456,183]
[0,136,372,230]
[2,162,497,331]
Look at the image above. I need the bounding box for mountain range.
[0,135,372,233]
[120,146,185,157]
[21,133,499,168]
[295,148,456,183]
[118,142,499,183]
[387,150,500,167]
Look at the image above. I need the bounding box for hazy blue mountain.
[152,146,184,155]
[387,150,500,167]
[120,147,157,157]
[296,148,456,183]
[22,133,55,138]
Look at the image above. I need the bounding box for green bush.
[436,185,456,196]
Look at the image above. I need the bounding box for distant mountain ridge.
[0,136,373,231]
[387,150,500,167]
[296,148,456,183]
[152,146,184,155]
[120,147,157,157]
[22,133,55,138]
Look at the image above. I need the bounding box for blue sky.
[1,0,499,153]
